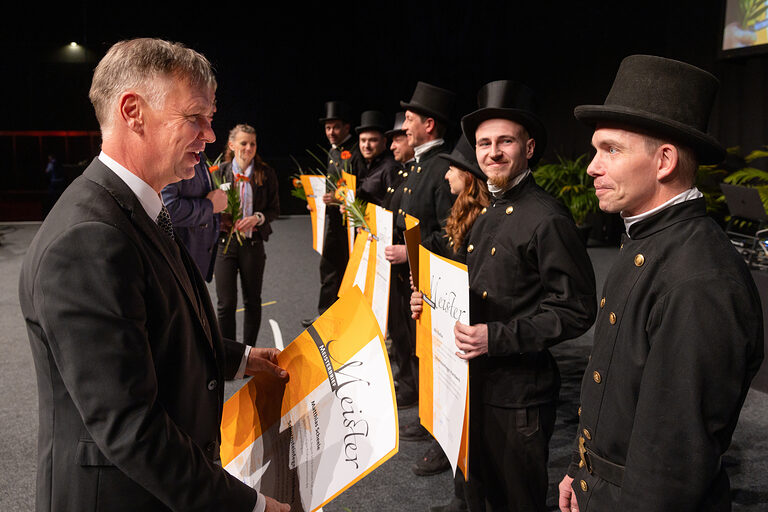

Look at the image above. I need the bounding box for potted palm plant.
[533,153,599,243]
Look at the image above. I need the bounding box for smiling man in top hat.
[558,55,764,512]
[354,110,399,205]
[303,101,362,327]
[458,80,597,511]
[391,83,457,468]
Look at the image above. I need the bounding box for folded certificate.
[220,287,398,511]
[301,175,326,255]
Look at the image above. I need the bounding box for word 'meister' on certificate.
[417,245,470,478]
[220,287,398,512]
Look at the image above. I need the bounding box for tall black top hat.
[400,82,456,124]
[461,80,547,166]
[574,55,724,164]
[437,134,485,181]
[385,112,407,137]
[319,101,353,124]
[355,110,388,135]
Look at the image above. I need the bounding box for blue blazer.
[161,155,220,281]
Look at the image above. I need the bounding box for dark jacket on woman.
[218,159,280,242]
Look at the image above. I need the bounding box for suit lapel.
[83,159,211,342]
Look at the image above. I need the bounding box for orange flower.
[336,178,346,187]
[208,165,219,173]
[334,185,349,203]
[292,177,301,188]
[235,173,249,182]
[341,150,352,160]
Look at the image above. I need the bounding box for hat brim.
[574,104,725,164]
[355,125,386,135]
[461,108,547,167]
[437,153,486,181]
[399,101,453,124]
[385,129,406,137]
[318,117,352,124]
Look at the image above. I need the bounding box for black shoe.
[412,442,450,476]
[396,389,418,409]
[429,499,467,512]
[301,317,317,328]
[399,420,430,441]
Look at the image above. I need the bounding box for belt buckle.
[578,436,593,475]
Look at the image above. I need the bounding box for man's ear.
[119,92,144,134]
[424,117,436,136]
[525,138,536,160]
[656,144,679,182]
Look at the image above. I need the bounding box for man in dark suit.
[302,101,361,327]
[458,80,597,511]
[161,153,226,281]
[18,38,289,512]
[559,56,763,512]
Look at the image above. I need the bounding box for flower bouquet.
[207,153,245,254]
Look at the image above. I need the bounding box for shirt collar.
[414,138,445,162]
[331,133,353,150]
[98,151,163,222]
[622,187,703,237]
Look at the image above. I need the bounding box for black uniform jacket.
[568,198,764,511]
[18,159,257,512]
[395,142,455,240]
[466,174,597,408]
[219,160,280,242]
[356,151,400,206]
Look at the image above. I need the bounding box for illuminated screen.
[723,0,768,53]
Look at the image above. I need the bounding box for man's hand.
[454,322,488,359]
[235,216,259,232]
[245,347,288,379]
[410,291,423,320]
[322,192,333,205]
[385,244,407,264]
[206,189,227,213]
[264,495,290,512]
[558,475,579,512]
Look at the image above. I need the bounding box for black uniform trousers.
[317,207,349,313]
[465,402,556,512]
[214,235,266,345]
[388,261,417,394]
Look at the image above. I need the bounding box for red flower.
[341,150,352,160]
[208,164,219,173]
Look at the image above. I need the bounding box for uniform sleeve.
[34,222,258,511]
[617,274,762,511]
[487,215,597,354]
[161,178,214,228]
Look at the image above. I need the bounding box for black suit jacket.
[19,158,258,511]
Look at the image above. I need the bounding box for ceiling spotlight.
[69,42,78,48]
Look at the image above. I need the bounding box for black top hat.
[355,110,388,135]
[400,82,456,124]
[574,55,724,164]
[461,80,547,166]
[438,134,485,181]
[385,112,407,137]
[319,101,353,124]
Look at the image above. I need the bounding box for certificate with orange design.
[301,175,326,255]
[220,287,398,511]
[416,245,470,478]
[337,203,392,336]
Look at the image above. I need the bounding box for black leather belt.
[579,436,625,487]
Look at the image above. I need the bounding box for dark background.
[2,0,767,216]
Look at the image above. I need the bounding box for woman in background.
[214,123,279,346]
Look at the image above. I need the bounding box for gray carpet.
[1,217,766,511]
